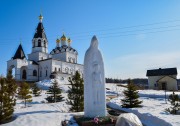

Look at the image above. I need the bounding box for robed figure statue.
[84,36,106,117]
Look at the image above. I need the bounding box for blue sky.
[1,0,180,79]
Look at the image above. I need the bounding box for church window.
[68,57,71,62]
[55,67,57,72]
[38,40,41,47]
[33,70,37,76]
[46,70,48,77]
[65,67,69,73]
[44,40,46,47]
[59,68,61,72]
[70,69,73,74]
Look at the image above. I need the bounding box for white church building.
[7,14,83,83]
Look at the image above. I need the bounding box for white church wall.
[38,59,52,80]
[52,60,62,72]
[66,52,77,63]
[51,59,83,84]
[51,52,66,62]
[26,62,38,81]
[7,59,28,81]
[28,52,49,62]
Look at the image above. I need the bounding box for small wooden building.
[146,68,178,91]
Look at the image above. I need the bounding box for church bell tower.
[32,14,48,53]
[28,14,49,62]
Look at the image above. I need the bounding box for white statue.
[84,35,106,117]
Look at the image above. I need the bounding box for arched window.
[70,69,73,74]
[44,40,46,47]
[33,70,37,76]
[59,68,61,72]
[55,67,57,72]
[68,57,71,62]
[65,67,69,73]
[38,40,41,47]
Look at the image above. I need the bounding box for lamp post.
[164,83,167,104]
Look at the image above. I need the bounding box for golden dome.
[56,38,60,43]
[67,38,72,43]
[39,14,43,22]
[61,34,67,41]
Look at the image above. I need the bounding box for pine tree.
[45,79,63,103]
[32,84,41,97]
[18,82,32,107]
[66,71,84,112]
[121,79,142,108]
[166,92,180,114]
[0,71,17,123]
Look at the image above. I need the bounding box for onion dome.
[56,38,60,43]
[39,14,43,22]
[61,34,67,41]
[67,38,72,46]
[67,38,72,43]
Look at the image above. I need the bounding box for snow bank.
[107,102,172,126]
[36,79,54,90]
[36,79,70,92]
[116,113,143,126]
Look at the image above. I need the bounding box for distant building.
[146,68,178,91]
[7,14,83,83]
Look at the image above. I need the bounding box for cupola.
[56,38,60,47]
[67,38,72,46]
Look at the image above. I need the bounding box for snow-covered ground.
[2,83,80,126]
[106,83,180,126]
[2,82,180,126]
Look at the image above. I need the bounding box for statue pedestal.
[74,115,117,126]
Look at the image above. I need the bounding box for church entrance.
[22,69,26,80]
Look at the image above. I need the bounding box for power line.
[0,28,180,45]
[0,20,180,44]
[68,19,180,36]
[0,24,180,42]
[74,28,180,41]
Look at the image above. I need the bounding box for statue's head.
[90,35,98,48]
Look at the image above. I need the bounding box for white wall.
[38,59,52,80]
[28,52,50,62]
[148,75,177,90]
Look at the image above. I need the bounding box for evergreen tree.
[121,79,142,108]
[18,82,32,107]
[66,71,84,112]
[32,84,41,97]
[45,80,63,103]
[166,92,180,114]
[0,71,17,123]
